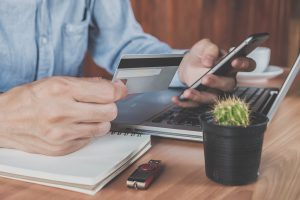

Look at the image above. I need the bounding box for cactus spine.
[213,97,250,127]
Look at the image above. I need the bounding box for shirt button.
[41,36,48,44]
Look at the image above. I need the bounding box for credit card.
[112,54,183,94]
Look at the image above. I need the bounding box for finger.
[201,42,219,67]
[231,57,256,72]
[72,122,111,138]
[202,74,236,92]
[112,79,128,101]
[191,39,220,67]
[74,102,118,123]
[70,77,128,104]
[40,122,111,145]
[42,101,118,125]
[183,89,218,104]
[172,89,218,107]
[43,138,91,156]
[172,96,200,108]
[1,133,91,156]
[39,138,91,156]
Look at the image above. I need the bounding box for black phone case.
[183,33,270,95]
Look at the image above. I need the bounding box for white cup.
[247,47,271,73]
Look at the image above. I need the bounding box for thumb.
[112,79,128,101]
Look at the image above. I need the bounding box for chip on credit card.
[112,54,183,94]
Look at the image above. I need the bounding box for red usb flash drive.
[126,160,163,189]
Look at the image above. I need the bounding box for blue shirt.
[0,0,183,92]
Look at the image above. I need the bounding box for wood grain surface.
[1,71,300,200]
[131,0,300,68]
[84,0,300,79]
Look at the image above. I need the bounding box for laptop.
[112,53,300,141]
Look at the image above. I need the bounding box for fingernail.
[232,59,242,67]
[202,78,208,85]
[202,76,211,85]
[183,90,192,98]
[231,59,238,66]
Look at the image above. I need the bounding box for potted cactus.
[200,97,268,186]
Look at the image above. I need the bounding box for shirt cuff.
[169,70,186,88]
[168,49,189,88]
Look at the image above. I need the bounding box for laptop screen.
[267,54,300,120]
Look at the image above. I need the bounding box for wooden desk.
[1,73,300,200]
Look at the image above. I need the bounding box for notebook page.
[0,140,151,195]
[0,133,151,186]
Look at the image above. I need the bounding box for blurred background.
[85,0,300,77]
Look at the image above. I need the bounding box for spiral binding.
[110,128,142,137]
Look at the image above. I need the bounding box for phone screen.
[179,33,270,101]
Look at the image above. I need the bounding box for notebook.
[0,131,151,195]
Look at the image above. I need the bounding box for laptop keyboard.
[150,87,274,128]
[151,106,210,127]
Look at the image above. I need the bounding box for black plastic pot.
[200,112,269,186]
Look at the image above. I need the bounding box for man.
[0,0,255,156]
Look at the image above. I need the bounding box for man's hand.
[0,77,127,156]
[172,39,256,107]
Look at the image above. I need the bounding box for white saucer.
[237,65,284,83]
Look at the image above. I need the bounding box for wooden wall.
[131,0,300,68]
[84,0,300,77]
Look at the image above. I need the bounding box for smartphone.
[179,32,270,101]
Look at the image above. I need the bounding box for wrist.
[0,91,11,138]
[0,86,33,137]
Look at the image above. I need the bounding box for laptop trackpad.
[114,90,180,124]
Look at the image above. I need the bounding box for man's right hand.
[0,77,127,156]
